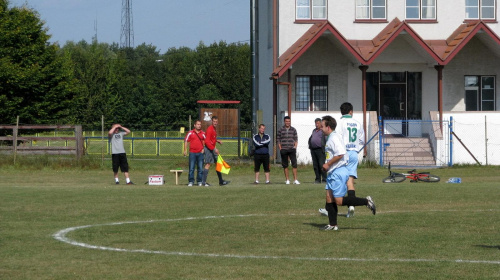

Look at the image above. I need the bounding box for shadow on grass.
[474,245,500,250]
[303,223,368,230]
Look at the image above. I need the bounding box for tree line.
[0,1,251,131]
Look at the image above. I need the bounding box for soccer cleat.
[115,181,119,185]
[126,181,135,185]
[347,206,355,218]
[322,225,338,231]
[219,180,230,186]
[187,182,193,187]
[265,181,270,184]
[204,183,211,187]
[293,180,300,185]
[254,181,259,185]
[318,208,328,216]
[366,196,376,215]
[198,183,202,187]
[285,180,290,185]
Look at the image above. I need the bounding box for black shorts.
[280,149,297,168]
[254,154,270,172]
[112,153,129,173]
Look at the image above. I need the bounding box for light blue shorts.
[346,150,359,179]
[325,166,349,197]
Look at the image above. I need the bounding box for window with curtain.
[465,76,496,111]
[296,0,327,20]
[295,76,328,111]
[406,0,436,20]
[356,0,386,20]
[465,0,496,20]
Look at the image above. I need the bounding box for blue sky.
[9,0,250,53]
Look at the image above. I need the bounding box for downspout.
[359,65,369,149]
[251,0,257,129]
[435,65,444,131]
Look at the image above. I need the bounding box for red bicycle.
[382,163,440,183]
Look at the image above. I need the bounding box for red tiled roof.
[271,18,500,79]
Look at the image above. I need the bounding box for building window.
[406,0,436,20]
[296,0,327,20]
[465,76,496,111]
[465,0,496,20]
[295,75,328,111]
[356,0,387,20]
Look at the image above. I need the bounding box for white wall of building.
[278,0,500,55]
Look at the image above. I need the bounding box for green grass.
[1,162,499,279]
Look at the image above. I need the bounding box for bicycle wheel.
[382,174,406,183]
[417,174,440,182]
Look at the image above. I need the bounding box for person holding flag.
[201,115,230,187]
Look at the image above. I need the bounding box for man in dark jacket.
[253,124,271,184]
[309,118,327,183]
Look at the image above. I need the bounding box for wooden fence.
[0,125,84,159]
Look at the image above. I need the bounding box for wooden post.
[75,125,83,160]
[14,116,19,165]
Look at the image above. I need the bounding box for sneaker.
[322,225,338,231]
[366,196,376,215]
[115,181,119,185]
[347,206,355,218]
[204,183,211,187]
[293,180,300,185]
[187,182,193,187]
[285,180,290,185]
[126,181,135,185]
[198,183,202,186]
[318,208,328,216]
[219,180,230,186]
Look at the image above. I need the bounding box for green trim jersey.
[337,115,365,152]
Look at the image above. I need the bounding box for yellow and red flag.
[216,154,231,174]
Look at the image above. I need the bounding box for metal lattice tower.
[120,0,134,48]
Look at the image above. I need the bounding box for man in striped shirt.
[276,116,300,184]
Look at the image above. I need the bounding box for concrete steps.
[383,136,436,166]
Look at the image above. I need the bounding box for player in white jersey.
[337,102,365,217]
[320,115,375,231]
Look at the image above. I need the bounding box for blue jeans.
[188,152,204,183]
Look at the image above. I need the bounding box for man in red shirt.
[202,115,230,186]
[184,120,205,186]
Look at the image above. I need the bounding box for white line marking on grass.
[53,214,500,265]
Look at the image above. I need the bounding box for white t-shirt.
[337,115,365,152]
[324,131,347,173]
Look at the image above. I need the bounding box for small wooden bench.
[169,169,184,185]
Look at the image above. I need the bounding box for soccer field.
[1,162,499,279]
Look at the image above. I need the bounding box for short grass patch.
[1,163,499,279]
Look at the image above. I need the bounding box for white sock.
[115,178,119,182]
[126,178,130,183]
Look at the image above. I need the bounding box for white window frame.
[405,0,437,20]
[356,0,387,20]
[465,0,496,20]
[465,75,496,111]
[296,0,327,20]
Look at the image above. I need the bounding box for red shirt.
[185,129,205,153]
[205,125,217,150]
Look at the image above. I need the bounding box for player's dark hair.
[194,120,201,125]
[284,116,291,121]
[259,124,265,128]
[211,115,218,121]
[322,115,337,131]
[340,102,353,115]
